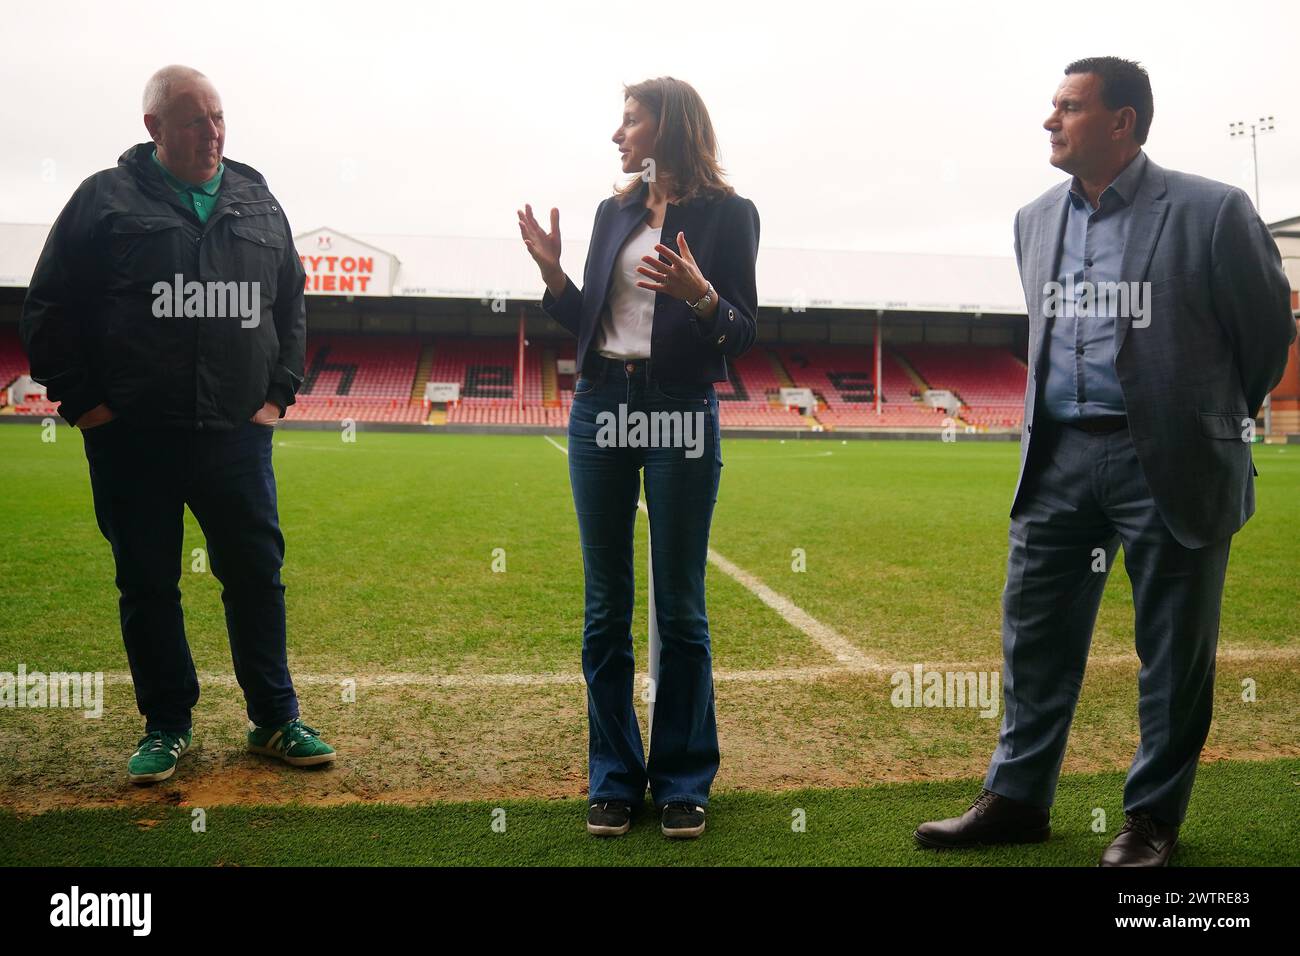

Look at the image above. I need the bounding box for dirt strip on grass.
[1,652,1294,815]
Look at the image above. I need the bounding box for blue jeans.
[81,417,299,733]
[567,356,723,808]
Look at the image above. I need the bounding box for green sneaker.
[247,718,336,766]
[127,729,192,783]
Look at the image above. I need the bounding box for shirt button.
[717,335,726,345]
[728,309,735,321]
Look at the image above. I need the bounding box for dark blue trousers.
[81,418,299,733]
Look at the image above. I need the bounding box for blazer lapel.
[592,182,710,335]
[594,185,653,306]
[1030,185,1070,373]
[611,185,651,250]
[1115,161,1169,353]
[660,196,698,256]
[579,184,652,340]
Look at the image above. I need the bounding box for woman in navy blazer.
[518,76,759,839]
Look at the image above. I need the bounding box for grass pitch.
[0,423,1295,864]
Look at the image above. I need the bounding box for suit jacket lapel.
[598,183,695,325]
[594,186,652,316]
[1030,185,1070,374]
[1115,160,1169,353]
[611,186,651,249]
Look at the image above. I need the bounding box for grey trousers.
[984,419,1232,825]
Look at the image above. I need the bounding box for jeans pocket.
[652,381,712,404]
[248,419,278,442]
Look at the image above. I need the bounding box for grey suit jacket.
[1011,153,1297,549]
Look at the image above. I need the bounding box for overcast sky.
[3,0,1297,260]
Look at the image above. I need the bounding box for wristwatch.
[688,281,716,317]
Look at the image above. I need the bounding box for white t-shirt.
[594,220,662,360]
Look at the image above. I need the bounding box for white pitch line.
[98,665,856,690]
[94,646,1300,692]
[536,438,1300,676]
[100,671,584,689]
[101,432,1285,695]
[703,548,879,670]
[542,435,876,670]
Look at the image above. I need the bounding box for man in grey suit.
[914,57,1296,866]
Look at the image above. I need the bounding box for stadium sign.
[425,382,461,403]
[293,227,398,297]
[779,387,815,412]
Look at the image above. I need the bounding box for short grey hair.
[142,65,209,115]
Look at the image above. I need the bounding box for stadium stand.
[896,343,1026,429]
[287,334,427,423]
[716,349,807,428]
[0,325,24,393]
[0,329,1026,430]
[774,343,949,429]
[0,325,58,416]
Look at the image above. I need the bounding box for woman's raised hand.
[518,203,562,279]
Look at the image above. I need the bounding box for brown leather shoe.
[1099,812,1179,867]
[914,789,1050,849]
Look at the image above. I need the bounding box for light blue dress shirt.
[1042,150,1149,421]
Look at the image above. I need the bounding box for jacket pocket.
[229,220,286,250]
[108,214,185,288]
[229,221,286,300]
[1198,410,1251,440]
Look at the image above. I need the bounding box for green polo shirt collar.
[151,148,224,223]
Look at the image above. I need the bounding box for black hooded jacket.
[20,143,306,428]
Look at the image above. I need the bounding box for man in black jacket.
[21,64,334,783]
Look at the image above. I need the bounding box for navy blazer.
[541,179,759,384]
